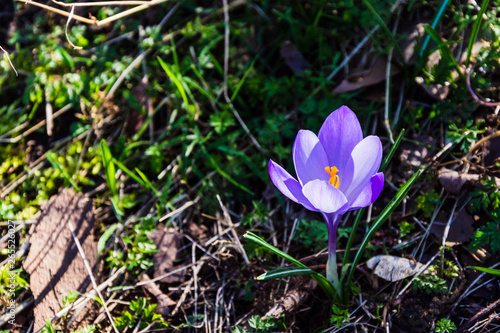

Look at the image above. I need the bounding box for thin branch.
[15,0,168,26]
[14,0,96,24]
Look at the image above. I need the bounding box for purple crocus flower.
[269,106,384,288]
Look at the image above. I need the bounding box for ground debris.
[333,57,399,94]
[148,224,185,284]
[23,189,98,331]
[367,255,425,282]
[398,135,437,177]
[438,168,481,194]
[140,274,176,316]
[185,221,209,242]
[263,280,315,319]
[431,210,474,246]
[280,41,310,73]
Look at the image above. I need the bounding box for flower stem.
[325,214,340,290]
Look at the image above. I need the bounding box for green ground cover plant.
[1,0,500,332]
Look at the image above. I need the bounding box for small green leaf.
[231,57,257,102]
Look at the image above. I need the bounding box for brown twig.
[437,129,500,170]
[14,0,168,26]
[456,298,500,333]
[14,0,96,24]
[465,129,500,159]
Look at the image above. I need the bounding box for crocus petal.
[342,135,383,202]
[302,180,348,213]
[269,160,318,211]
[318,106,363,170]
[348,172,384,210]
[293,130,329,186]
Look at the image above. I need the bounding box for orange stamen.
[325,166,340,188]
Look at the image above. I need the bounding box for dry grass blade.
[0,104,72,144]
[51,0,159,6]
[14,0,168,26]
[64,5,82,49]
[216,194,249,265]
[0,46,18,76]
[67,221,119,333]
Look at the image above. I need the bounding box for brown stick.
[456,298,500,333]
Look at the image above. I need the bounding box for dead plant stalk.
[14,0,168,26]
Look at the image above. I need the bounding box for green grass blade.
[346,169,421,287]
[380,129,405,171]
[467,266,500,276]
[135,167,160,196]
[202,149,253,195]
[100,139,117,197]
[419,0,451,56]
[244,232,306,268]
[46,151,80,191]
[244,232,337,300]
[194,126,253,195]
[230,57,257,102]
[111,158,146,188]
[97,223,119,254]
[466,0,490,67]
[341,207,365,269]
[158,57,188,106]
[158,57,196,117]
[257,267,316,280]
[361,0,407,72]
[423,25,464,80]
[342,129,405,271]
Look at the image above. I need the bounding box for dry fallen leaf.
[23,189,98,331]
[367,255,425,282]
[438,168,481,194]
[332,57,400,94]
[483,136,500,167]
[186,221,209,241]
[148,224,185,283]
[140,274,176,316]
[280,41,310,73]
